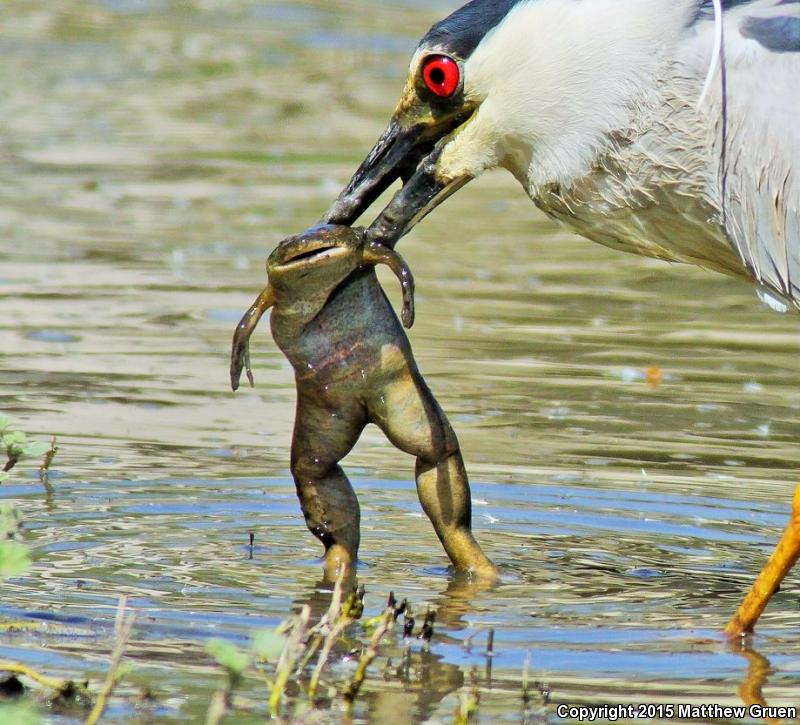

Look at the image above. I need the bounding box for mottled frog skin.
[231,224,496,581]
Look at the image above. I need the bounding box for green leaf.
[2,427,51,469]
[0,703,42,725]
[251,629,286,661]
[3,431,27,465]
[22,441,49,458]
[0,415,12,433]
[206,638,250,675]
[0,541,32,578]
[0,504,22,538]
[3,431,26,448]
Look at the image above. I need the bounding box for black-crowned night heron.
[322,0,800,636]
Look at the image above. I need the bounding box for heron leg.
[369,371,497,579]
[725,485,800,637]
[290,393,366,582]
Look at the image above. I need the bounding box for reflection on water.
[1,0,800,722]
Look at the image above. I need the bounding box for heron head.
[323,0,690,246]
[323,0,525,245]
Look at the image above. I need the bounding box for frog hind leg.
[368,372,497,580]
[291,391,367,582]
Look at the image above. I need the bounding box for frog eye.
[422,55,460,98]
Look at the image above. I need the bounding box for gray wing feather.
[740,14,800,51]
[708,1,800,302]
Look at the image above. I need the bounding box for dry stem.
[84,596,137,725]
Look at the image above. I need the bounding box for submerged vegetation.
[0,571,536,724]
[203,578,420,723]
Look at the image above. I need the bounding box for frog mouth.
[272,242,348,271]
[286,244,339,263]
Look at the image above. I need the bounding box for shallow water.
[1,1,799,722]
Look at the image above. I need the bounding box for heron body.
[321,0,800,633]
[504,0,800,298]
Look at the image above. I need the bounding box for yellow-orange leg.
[725,485,800,637]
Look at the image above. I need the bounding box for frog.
[231,223,496,581]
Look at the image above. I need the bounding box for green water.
[1,1,799,722]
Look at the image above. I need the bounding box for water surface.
[1,1,799,722]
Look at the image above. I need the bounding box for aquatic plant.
[0,416,55,579]
[203,576,428,723]
[0,416,50,478]
[0,702,40,725]
[84,598,136,725]
[39,437,59,481]
[0,599,132,722]
[0,504,30,579]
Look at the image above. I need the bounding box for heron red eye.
[422,55,460,98]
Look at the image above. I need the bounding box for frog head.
[267,224,367,301]
[231,224,415,391]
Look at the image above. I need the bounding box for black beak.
[322,119,427,227]
[322,109,473,248]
